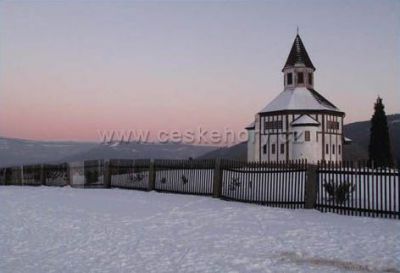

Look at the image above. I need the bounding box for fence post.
[66,163,72,186]
[40,164,45,186]
[304,164,318,209]
[0,168,4,185]
[213,158,223,198]
[65,163,70,186]
[103,160,112,188]
[74,161,86,188]
[148,159,156,191]
[20,166,24,185]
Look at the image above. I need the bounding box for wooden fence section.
[110,159,150,190]
[1,158,400,220]
[67,160,105,188]
[0,166,22,185]
[21,164,42,186]
[220,160,307,208]
[44,164,69,186]
[0,164,68,186]
[83,160,105,188]
[154,159,215,195]
[316,161,400,219]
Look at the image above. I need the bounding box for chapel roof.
[283,34,315,71]
[259,87,342,114]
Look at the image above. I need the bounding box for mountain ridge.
[1,114,398,166]
[0,138,216,167]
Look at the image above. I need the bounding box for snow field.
[0,186,399,273]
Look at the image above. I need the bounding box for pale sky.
[0,0,399,142]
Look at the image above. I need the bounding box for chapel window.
[287,73,293,85]
[304,131,310,142]
[297,72,304,84]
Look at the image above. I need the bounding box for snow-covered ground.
[0,187,399,273]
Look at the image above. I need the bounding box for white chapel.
[246,33,346,163]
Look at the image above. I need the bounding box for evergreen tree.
[369,97,393,167]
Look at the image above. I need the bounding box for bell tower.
[282,33,316,90]
[247,31,346,163]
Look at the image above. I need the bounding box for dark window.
[308,73,313,85]
[304,131,310,142]
[263,144,267,154]
[327,121,340,130]
[280,143,285,154]
[271,144,276,154]
[326,144,329,154]
[265,120,283,130]
[332,144,335,154]
[297,72,304,84]
[338,145,341,155]
[294,132,298,141]
[287,73,293,85]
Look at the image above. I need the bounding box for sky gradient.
[0,0,399,143]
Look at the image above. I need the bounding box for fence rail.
[1,159,399,220]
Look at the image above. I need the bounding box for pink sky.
[0,1,399,143]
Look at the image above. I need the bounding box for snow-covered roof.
[283,34,315,71]
[344,137,352,144]
[291,115,320,126]
[245,122,255,130]
[259,87,342,113]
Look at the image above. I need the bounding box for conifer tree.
[369,97,393,167]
